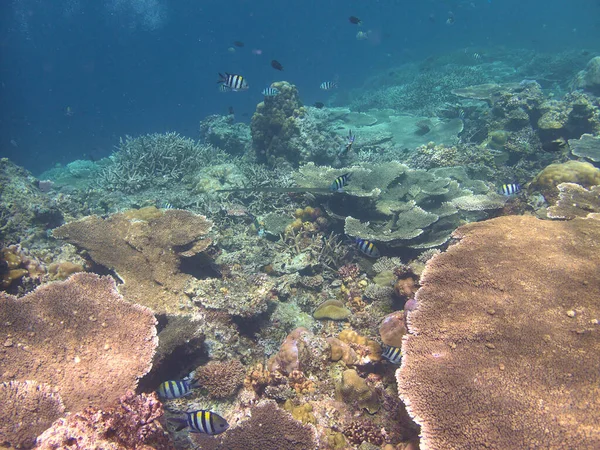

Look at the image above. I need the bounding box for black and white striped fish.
[262,87,280,96]
[355,237,380,258]
[218,84,231,93]
[382,344,402,364]
[320,81,338,90]
[156,379,199,399]
[171,410,229,435]
[218,72,249,91]
[501,183,521,196]
[330,173,351,192]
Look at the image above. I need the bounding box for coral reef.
[313,299,352,320]
[572,56,600,95]
[97,132,225,193]
[195,359,246,399]
[192,400,318,450]
[53,207,213,314]
[398,215,600,449]
[336,369,380,414]
[530,160,600,202]
[0,273,157,413]
[569,133,600,162]
[35,391,173,450]
[200,114,252,156]
[379,311,407,348]
[547,183,600,219]
[267,327,329,376]
[0,158,63,245]
[0,380,65,449]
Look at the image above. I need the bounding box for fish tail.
[218,73,226,83]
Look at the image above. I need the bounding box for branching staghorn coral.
[98,132,227,193]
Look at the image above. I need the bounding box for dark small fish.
[262,87,280,96]
[446,11,455,25]
[330,173,351,192]
[314,102,325,109]
[339,130,355,156]
[218,72,249,91]
[501,183,521,196]
[170,410,229,435]
[271,60,284,71]
[228,106,235,115]
[355,237,380,258]
[349,16,362,25]
[233,41,244,47]
[382,345,402,364]
[157,379,199,399]
[320,81,337,90]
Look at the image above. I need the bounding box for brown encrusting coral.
[0,380,65,449]
[35,391,174,450]
[192,400,318,450]
[398,215,600,449]
[0,273,157,413]
[52,207,213,314]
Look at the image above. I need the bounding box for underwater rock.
[53,207,213,315]
[313,299,352,320]
[0,380,65,449]
[547,183,600,219]
[0,273,158,413]
[398,215,600,450]
[569,133,600,162]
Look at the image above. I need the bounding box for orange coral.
[398,216,600,449]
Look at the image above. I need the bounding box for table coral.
[35,391,174,450]
[0,273,157,413]
[398,215,600,449]
[0,380,65,449]
[547,182,600,219]
[531,160,600,202]
[569,133,600,162]
[52,207,213,314]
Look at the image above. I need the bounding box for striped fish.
[174,410,229,435]
[218,72,249,91]
[382,345,402,364]
[355,237,380,258]
[330,173,351,192]
[218,84,231,93]
[156,379,197,399]
[262,87,280,96]
[320,81,338,90]
[501,183,521,196]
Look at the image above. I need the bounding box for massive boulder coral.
[398,215,600,449]
[572,56,600,95]
[52,207,213,314]
[0,273,157,414]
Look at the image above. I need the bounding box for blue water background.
[1,0,599,174]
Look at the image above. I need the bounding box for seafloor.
[1,48,600,450]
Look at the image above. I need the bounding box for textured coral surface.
[0,273,157,413]
[399,215,600,450]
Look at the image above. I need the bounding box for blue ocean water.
[0,0,598,174]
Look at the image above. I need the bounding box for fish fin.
[189,378,202,390]
[217,73,226,83]
[168,417,187,432]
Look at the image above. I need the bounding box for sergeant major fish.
[501,183,521,196]
[355,237,380,258]
[218,72,249,91]
[157,379,200,400]
[262,87,280,96]
[320,81,338,90]
[330,173,351,192]
[382,344,402,364]
[170,410,229,435]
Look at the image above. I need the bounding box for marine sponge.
[195,359,246,399]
